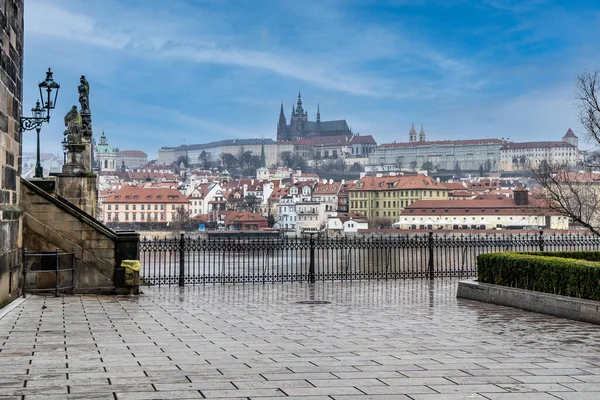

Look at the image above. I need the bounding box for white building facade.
[499,129,582,171]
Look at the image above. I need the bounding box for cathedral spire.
[419,123,426,142]
[409,123,417,142]
[277,102,288,142]
[296,92,305,115]
[260,138,266,168]
[316,103,321,123]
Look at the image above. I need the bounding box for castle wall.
[0,0,24,302]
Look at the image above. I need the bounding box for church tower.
[316,103,321,134]
[419,124,426,142]
[290,92,308,137]
[94,131,116,171]
[276,102,287,141]
[409,123,417,142]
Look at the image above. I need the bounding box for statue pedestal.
[52,144,98,218]
[62,144,86,175]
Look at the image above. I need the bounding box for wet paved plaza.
[1,280,599,399]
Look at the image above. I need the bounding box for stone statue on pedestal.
[78,75,89,112]
[63,105,83,145]
[78,75,92,139]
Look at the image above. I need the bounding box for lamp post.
[19,68,60,178]
[61,137,67,165]
[31,101,44,178]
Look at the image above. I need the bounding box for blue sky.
[22,0,600,159]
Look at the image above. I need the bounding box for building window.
[107,213,111,221]
[132,214,136,221]
[132,205,136,210]
[115,205,119,210]
[141,205,145,210]
[108,205,112,210]
[160,205,164,210]
[124,213,129,220]
[125,205,129,210]
[154,205,158,210]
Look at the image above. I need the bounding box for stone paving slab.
[1,280,600,399]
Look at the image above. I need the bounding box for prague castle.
[276,93,352,141]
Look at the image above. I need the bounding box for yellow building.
[348,174,449,221]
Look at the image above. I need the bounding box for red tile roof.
[331,212,368,222]
[350,174,445,191]
[221,210,267,223]
[312,181,341,194]
[379,138,503,148]
[117,150,147,156]
[443,182,467,191]
[104,185,188,204]
[400,198,558,216]
[501,141,575,150]
[349,135,377,145]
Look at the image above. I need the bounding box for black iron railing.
[22,248,76,297]
[138,231,600,286]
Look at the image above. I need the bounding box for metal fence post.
[71,247,76,294]
[428,232,434,280]
[539,230,544,252]
[54,248,60,297]
[179,233,185,287]
[22,248,27,298]
[309,233,315,283]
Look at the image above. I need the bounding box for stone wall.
[21,179,117,291]
[0,0,24,302]
[54,174,98,218]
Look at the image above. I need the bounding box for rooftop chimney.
[513,187,529,206]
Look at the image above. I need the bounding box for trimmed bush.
[477,252,600,301]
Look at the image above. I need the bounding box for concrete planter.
[457,280,600,325]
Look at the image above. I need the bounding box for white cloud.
[24,0,472,99]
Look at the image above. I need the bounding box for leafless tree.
[530,69,600,235]
[170,206,192,233]
[531,163,600,236]
[577,69,600,158]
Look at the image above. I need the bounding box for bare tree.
[531,163,600,236]
[395,157,404,172]
[171,206,192,232]
[530,69,600,235]
[421,161,434,173]
[220,153,238,169]
[369,217,393,229]
[577,69,600,156]
[198,150,211,169]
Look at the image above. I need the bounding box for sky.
[21,0,600,160]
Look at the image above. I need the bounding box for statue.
[78,75,90,113]
[63,105,82,144]
[78,75,93,138]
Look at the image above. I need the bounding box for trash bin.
[121,260,140,286]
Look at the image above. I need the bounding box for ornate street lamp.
[31,101,44,178]
[38,67,60,118]
[20,68,60,178]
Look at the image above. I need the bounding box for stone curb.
[0,295,28,321]
[457,279,600,325]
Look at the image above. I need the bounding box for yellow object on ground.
[122,260,140,285]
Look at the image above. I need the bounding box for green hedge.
[477,252,600,301]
